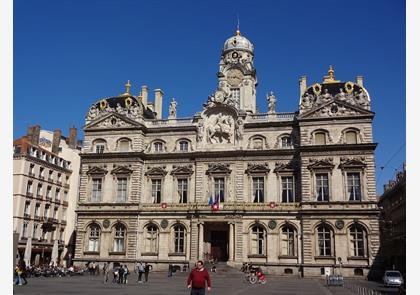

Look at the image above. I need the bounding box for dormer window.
[96,144,105,153]
[281,136,292,148]
[118,139,130,152]
[315,132,327,145]
[345,131,357,144]
[154,142,163,152]
[179,141,188,152]
[253,138,263,150]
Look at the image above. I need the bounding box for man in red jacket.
[187,260,211,294]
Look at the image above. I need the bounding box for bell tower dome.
[217,28,257,113]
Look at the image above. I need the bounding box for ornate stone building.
[13,126,80,266]
[74,29,380,277]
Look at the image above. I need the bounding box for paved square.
[14,272,335,295]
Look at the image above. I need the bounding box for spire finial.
[125,80,131,94]
[236,14,241,36]
[323,65,340,83]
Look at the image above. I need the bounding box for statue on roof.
[169,98,177,119]
[267,91,276,113]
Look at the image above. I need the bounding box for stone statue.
[235,118,244,141]
[320,89,332,103]
[356,89,370,108]
[197,122,204,142]
[116,103,124,114]
[300,93,314,110]
[129,104,141,118]
[267,91,276,113]
[207,113,233,143]
[336,88,347,101]
[169,98,177,119]
[87,105,99,120]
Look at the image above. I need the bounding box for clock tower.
[217,28,257,113]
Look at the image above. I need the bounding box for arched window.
[154,142,164,152]
[145,225,158,253]
[281,136,292,148]
[345,131,357,144]
[88,224,100,252]
[253,138,263,150]
[118,139,130,152]
[113,223,126,252]
[281,226,295,256]
[93,139,106,153]
[251,225,265,255]
[317,225,332,256]
[173,224,185,253]
[179,141,189,152]
[314,132,327,145]
[349,224,367,257]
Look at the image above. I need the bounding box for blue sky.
[13,0,405,194]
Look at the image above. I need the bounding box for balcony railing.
[57,181,62,186]
[26,192,33,197]
[39,176,45,180]
[46,196,52,201]
[34,215,41,221]
[36,194,43,200]
[64,183,70,188]
[62,201,68,206]
[61,220,67,225]
[28,172,35,177]
[23,213,31,219]
[52,218,59,223]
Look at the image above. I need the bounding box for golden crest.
[345,82,354,94]
[125,97,133,108]
[313,83,322,96]
[99,99,108,110]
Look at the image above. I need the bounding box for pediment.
[338,157,367,169]
[206,163,232,175]
[145,166,167,177]
[273,162,296,173]
[299,100,374,119]
[85,112,140,130]
[307,158,335,170]
[86,166,108,175]
[245,163,270,174]
[170,165,194,176]
[111,166,133,175]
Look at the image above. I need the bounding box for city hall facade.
[74,29,380,277]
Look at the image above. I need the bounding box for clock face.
[227,69,243,86]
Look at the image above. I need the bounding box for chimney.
[299,75,307,98]
[52,129,62,154]
[68,127,77,149]
[154,89,164,119]
[27,125,41,145]
[356,76,364,87]
[141,85,148,107]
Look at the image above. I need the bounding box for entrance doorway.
[203,222,229,262]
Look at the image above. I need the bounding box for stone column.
[229,222,234,261]
[198,222,204,260]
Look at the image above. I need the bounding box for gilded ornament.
[344,82,354,94]
[313,83,322,96]
[125,97,133,108]
[99,99,108,110]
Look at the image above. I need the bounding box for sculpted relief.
[206,113,234,143]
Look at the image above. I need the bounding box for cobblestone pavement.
[14,272,336,295]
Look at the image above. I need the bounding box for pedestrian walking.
[118,265,124,284]
[144,262,151,282]
[123,265,129,284]
[103,262,109,283]
[136,261,145,283]
[187,260,211,295]
[168,264,173,277]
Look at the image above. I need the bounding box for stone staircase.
[204,262,242,277]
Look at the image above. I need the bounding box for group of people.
[14,263,28,285]
[101,261,152,284]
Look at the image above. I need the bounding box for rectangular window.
[231,88,240,102]
[252,177,264,203]
[62,208,67,221]
[34,203,40,217]
[316,174,329,201]
[32,223,39,239]
[44,204,50,218]
[151,179,162,203]
[22,222,28,238]
[64,191,68,201]
[177,179,188,203]
[29,164,35,175]
[39,167,44,178]
[36,184,42,197]
[92,179,102,202]
[116,178,128,202]
[53,207,58,219]
[24,201,31,215]
[281,176,295,202]
[55,189,60,200]
[26,181,33,194]
[214,178,225,203]
[95,144,105,154]
[347,173,362,201]
[46,186,52,199]
[179,141,188,152]
[48,170,53,181]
